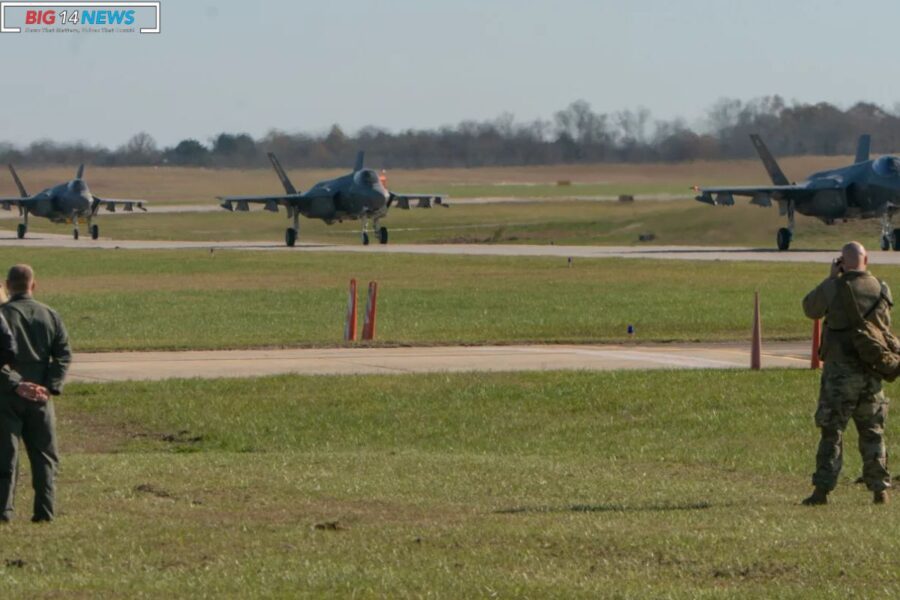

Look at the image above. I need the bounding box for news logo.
[1,1,160,33]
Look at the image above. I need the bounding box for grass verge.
[0,248,869,351]
[3,369,899,597]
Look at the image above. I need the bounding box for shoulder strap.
[839,279,865,327]
[843,278,892,323]
[861,282,892,319]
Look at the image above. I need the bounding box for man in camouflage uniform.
[0,265,71,522]
[802,241,899,505]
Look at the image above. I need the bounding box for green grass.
[12,198,888,249]
[0,247,867,351]
[4,369,900,597]
[444,182,688,198]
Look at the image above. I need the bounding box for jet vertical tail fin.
[353,151,365,172]
[7,165,28,198]
[76,164,85,179]
[266,153,298,195]
[855,134,871,163]
[749,134,789,185]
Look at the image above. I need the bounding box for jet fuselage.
[300,168,389,224]
[26,179,94,223]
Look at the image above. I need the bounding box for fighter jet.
[219,151,446,246]
[695,134,900,251]
[1,164,147,240]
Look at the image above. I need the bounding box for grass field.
[0,247,874,352]
[3,369,899,597]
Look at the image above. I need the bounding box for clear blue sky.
[0,0,895,147]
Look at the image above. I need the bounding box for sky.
[0,0,896,148]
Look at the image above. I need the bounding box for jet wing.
[694,184,811,207]
[0,197,38,211]
[91,196,148,214]
[218,194,308,213]
[388,193,448,209]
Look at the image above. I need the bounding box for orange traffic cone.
[811,319,821,369]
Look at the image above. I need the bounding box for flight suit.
[803,270,899,493]
[0,294,71,522]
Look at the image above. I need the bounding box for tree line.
[3,96,900,169]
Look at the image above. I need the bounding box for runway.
[0,195,694,218]
[0,230,893,264]
[68,341,813,383]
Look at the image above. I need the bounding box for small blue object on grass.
[627,324,635,336]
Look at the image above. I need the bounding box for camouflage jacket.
[803,270,900,365]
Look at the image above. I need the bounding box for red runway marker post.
[751,291,762,370]
[344,279,358,342]
[362,281,379,341]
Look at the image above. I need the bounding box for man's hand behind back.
[16,382,49,403]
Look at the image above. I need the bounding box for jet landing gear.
[284,207,299,247]
[880,214,900,251]
[17,210,28,239]
[373,218,388,245]
[361,218,388,246]
[776,201,796,251]
[776,228,792,251]
[90,224,99,240]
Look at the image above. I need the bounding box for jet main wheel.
[882,235,892,251]
[285,227,297,247]
[16,224,26,239]
[73,229,79,240]
[90,224,99,240]
[362,232,370,246]
[378,226,388,245]
[892,229,900,252]
[776,227,792,251]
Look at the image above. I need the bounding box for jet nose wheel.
[285,227,297,247]
[73,228,79,240]
[16,224,26,240]
[90,224,99,240]
[892,229,900,252]
[776,228,792,251]
[378,226,388,245]
[362,232,370,246]
[882,235,892,251]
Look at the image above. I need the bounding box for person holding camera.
[801,241,899,505]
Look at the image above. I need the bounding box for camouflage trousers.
[812,361,890,492]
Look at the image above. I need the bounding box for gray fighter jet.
[219,151,445,246]
[1,164,147,240]
[695,134,900,251]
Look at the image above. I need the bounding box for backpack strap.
[839,279,866,327]
[861,281,892,320]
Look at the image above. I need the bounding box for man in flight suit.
[0,265,71,522]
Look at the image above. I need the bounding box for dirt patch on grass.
[58,406,141,454]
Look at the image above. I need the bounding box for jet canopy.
[873,156,900,177]
[356,169,380,186]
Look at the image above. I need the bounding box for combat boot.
[801,487,829,506]
[874,490,889,505]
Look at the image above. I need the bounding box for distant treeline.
[4,96,900,168]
